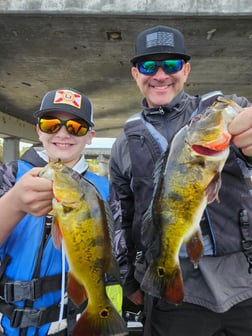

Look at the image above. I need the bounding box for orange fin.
[163,268,184,305]
[72,298,128,336]
[141,262,184,305]
[67,272,87,306]
[185,230,204,267]
[51,218,63,250]
[205,172,222,204]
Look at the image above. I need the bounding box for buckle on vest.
[241,239,252,251]
[11,307,45,328]
[241,239,252,274]
[2,279,39,302]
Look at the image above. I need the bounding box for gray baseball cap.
[130,25,191,64]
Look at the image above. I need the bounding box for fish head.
[187,96,242,156]
[39,160,83,205]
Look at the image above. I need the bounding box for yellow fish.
[140,96,242,304]
[39,161,128,336]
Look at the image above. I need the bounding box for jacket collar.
[142,90,189,117]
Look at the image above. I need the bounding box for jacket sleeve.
[0,161,18,197]
[109,132,140,297]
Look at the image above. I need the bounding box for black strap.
[20,215,54,336]
[0,255,11,280]
[0,274,66,303]
[0,298,86,331]
[239,209,252,273]
[67,299,78,336]
[67,299,88,336]
[0,300,68,328]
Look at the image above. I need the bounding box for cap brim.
[33,108,94,127]
[130,52,191,64]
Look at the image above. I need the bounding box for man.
[109,25,252,336]
[0,88,122,335]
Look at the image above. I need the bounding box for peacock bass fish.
[39,161,128,336]
[140,96,242,304]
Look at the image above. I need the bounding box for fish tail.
[163,267,184,305]
[72,298,128,336]
[141,262,184,304]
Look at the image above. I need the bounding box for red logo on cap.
[54,90,81,109]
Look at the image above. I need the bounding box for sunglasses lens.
[163,60,183,74]
[39,118,89,136]
[65,119,89,136]
[39,118,61,134]
[138,61,157,75]
[137,60,184,75]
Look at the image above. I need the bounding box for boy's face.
[36,111,95,168]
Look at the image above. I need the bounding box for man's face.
[131,56,191,108]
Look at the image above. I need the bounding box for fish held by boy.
[140,96,242,305]
[39,161,128,336]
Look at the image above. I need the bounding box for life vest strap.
[239,209,252,273]
[0,301,67,328]
[0,273,65,303]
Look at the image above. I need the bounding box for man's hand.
[229,106,252,157]
[128,289,144,306]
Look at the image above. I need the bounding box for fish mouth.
[192,145,222,156]
[192,144,228,156]
[191,132,231,156]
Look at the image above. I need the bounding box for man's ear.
[183,62,191,82]
[131,66,139,81]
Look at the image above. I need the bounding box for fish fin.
[141,262,184,305]
[47,209,55,216]
[162,267,184,305]
[140,262,162,298]
[67,271,88,306]
[106,255,122,285]
[100,201,122,285]
[103,200,114,240]
[51,217,63,250]
[141,154,166,252]
[205,172,222,204]
[72,297,128,336]
[185,229,204,267]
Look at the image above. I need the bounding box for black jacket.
[109,91,252,312]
